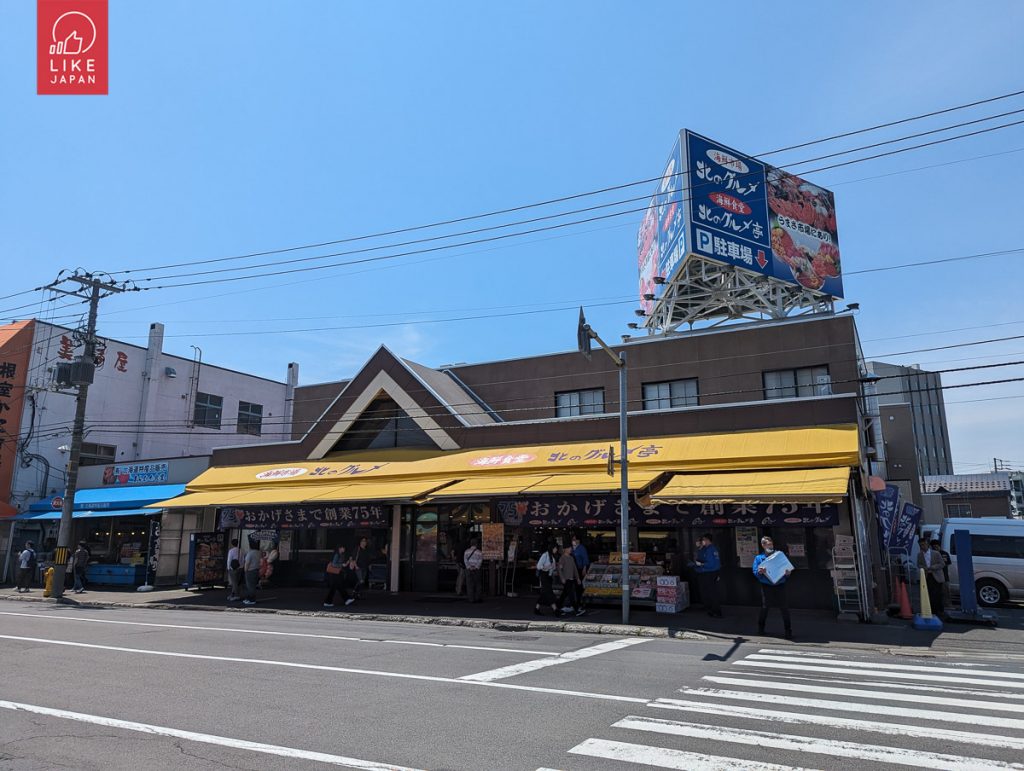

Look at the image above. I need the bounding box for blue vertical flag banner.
[889,501,923,554]
[686,131,773,275]
[873,484,901,550]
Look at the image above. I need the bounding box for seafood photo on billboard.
[637,197,660,313]
[766,167,842,296]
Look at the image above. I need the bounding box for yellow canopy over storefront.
[651,467,851,504]
[152,424,861,509]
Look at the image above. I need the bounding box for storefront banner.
[889,501,923,554]
[480,522,505,560]
[496,497,838,528]
[187,532,225,587]
[873,484,901,549]
[220,504,388,529]
[102,462,169,485]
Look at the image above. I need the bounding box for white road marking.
[568,738,813,771]
[702,674,1024,714]
[611,716,1022,770]
[0,609,558,656]
[677,687,1024,731]
[746,652,1024,680]
[651,697,1024,751]
[0,634,649,704]
[0,699,421,770]
[458,638,650,682]
[757,648,835,657]
[734,659,1024,689]
[724,670,1024,700]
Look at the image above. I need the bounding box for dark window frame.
[641,378,699,410]
[79,442,116,467]
[554,388,605,417]
[193,391,224,430]
[763,365,832,400]
[236,400,264,436]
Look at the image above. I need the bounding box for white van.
[940,518,1024,607]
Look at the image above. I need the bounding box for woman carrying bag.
[534,543,560,616]
[323,546,354,607]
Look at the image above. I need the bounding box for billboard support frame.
[645,254,834,333]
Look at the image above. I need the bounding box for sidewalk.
[4,583,1023,654]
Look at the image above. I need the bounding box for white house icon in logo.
[49,11,97,56]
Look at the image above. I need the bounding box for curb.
[0,593,708,640]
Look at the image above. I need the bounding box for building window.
[946,503,973,517]
[555,388,604,417]
[79,442,116,467]
[642,379,699,410]
[236,401,263,436]
[763,366,832,400]
[193,392,223,429]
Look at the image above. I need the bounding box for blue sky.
[2,1,1023,472]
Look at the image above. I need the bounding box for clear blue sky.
[2,1,1023,472]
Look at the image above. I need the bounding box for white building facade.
[4,319,298,513]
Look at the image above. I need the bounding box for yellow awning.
[524,469,666,493]
[650,467,851,504]
[148,490,232,508]
[304,478,453,502]
[181,425,860,490]
[425,475,557,498]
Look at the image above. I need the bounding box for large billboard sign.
[636,130,843,306]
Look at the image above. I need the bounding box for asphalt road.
[1,598,1023,770]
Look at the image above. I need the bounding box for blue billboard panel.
[656,134,686,284]
[685,131,773,276]
[766,167,844,297]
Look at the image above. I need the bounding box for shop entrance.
[401,503,489,593]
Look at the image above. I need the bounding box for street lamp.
[577,307,631,625]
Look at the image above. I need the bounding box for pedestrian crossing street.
[555,647,1024,770]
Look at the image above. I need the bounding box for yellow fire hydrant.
[43,566,54,597]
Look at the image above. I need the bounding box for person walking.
[323,545,353,607]
[918,537,945,617]
[226,538,242,602]
[15,542,36,593]
[464,538,484,603]
[694,533,722,618]
[557,545,581,615]
[569,534,590,612]
[453,538,468,597]
[753,536,793,638]
[71,541,90,594]
[534,544,559,616]
[242,544,261,606]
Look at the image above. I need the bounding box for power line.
[106,88,1024,277]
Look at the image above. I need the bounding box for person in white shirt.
[534,544,560,616]
[917,537,945,616]
[463,538,484,603]
[225,539,241,601]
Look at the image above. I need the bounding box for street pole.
[577,308,631,625]
[618,351,630,625]
[45,272,129,598]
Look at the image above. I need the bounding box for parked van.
[940,518,1024,607]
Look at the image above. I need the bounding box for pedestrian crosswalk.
[556,647,1024,770]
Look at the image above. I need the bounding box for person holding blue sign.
[753,536,793,639]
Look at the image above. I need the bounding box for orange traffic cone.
[897,579,913,620]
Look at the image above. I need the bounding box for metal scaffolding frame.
[643,255,835,333]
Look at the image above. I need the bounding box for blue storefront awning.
[14,508,158,521]
[27,484,186,513]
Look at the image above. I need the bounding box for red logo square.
[37,0,108,95]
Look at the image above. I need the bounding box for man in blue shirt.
[753,536,793,639]
[569,535,590,615]
[694,533,722,617]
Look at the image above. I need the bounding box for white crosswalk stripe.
[556,647,1024,770]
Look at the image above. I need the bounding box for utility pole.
[578,308,632,625]
[45,272,132,598]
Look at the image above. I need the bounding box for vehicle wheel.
[976,579,1007,607]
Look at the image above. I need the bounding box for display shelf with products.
[583,562,665,606]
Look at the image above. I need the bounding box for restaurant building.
[157,312,883,617]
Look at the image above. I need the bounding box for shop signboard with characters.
[637,129,843,309]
